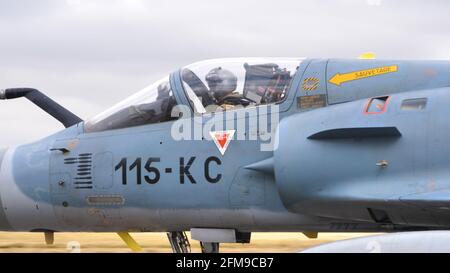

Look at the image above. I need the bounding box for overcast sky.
[1,0,449,146]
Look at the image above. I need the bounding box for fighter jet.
[1,55,450,253]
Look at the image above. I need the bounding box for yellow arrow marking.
[329,65,398,86]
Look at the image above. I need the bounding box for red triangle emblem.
[210,130,235,155]
[215,132,228,148]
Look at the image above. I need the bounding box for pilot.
[205,67,241,110]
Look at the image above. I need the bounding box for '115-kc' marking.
[114,156,222,185]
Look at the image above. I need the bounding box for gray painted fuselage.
[2,58,450,233]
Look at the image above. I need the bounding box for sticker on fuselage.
[298,94,326,109]
[329,65,398,86]
[302,77,320,91]
[210,130,235,156]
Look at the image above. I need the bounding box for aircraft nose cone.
[0,148,12,231]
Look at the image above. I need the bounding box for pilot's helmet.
[205,67,237,98]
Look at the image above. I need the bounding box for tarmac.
[0,232,374,253]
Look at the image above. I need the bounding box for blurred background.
[0,0,446,252]
[0,232,372,253]
[1,0,449,146]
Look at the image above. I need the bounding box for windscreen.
[85,76,178,133]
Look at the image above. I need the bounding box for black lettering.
[144,157,160,184]
[180,157,196,184]
[115,158,127,185]
[204,156,222,183]
[129,158,142,185]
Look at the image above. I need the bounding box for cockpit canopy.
[85,58,302,133]
[181,58,300,113]
[85,76,177,133]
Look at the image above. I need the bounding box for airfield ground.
[0,232,374,253]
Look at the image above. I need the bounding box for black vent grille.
[64,153,93,189]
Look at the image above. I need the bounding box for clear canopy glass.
[84,58,303,133]
[181,58,302,113]
[85,76,178,133]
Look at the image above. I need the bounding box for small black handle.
[50,148,70,154]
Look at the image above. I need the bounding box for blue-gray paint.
[5,58,450,232]
[275,86,450,226]
[0,148,12,230]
